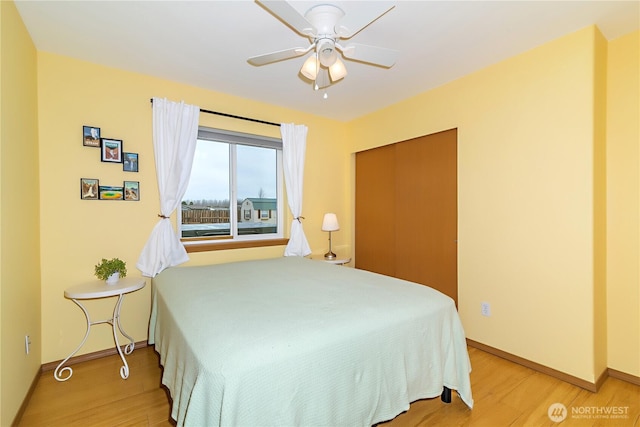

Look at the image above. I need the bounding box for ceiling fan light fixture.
[300,55,318,80]
[249,1,398,94]
[317,39,338,67]
[329,58,347,82]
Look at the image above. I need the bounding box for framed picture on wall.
[99,185,124,200]
[83,126,101,147]
[80,178,99,200]
[124,181,139,201]
[123,152,139,172]
[100,138,123,163]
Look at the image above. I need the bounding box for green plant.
[94,258,127,281]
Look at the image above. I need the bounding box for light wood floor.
[18,346,639,426]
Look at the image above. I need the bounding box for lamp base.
[324,251,336,259]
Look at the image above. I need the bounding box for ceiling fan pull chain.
[314,51,320,91]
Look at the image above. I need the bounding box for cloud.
[183,140,277,202]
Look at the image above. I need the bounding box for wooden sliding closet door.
[395,130,457,303]
[355,129,458,305]
[355,143,396,277]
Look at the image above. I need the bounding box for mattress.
[149,256,473,426]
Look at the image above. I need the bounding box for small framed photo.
[83,126,101,147]
[80,178,99,200]
[124,181,140,201]
[123,152,139,172]
[101,138,123,163]
[99,185,124,200]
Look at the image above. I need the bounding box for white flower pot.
[106,272,120,284]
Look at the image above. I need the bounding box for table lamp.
[322,213,340,259]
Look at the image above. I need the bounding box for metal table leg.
[54,294,136,381]
[54,299,91,381]
[112,294,135,379]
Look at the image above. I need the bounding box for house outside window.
[180,127,283,242]
[241,198,277,223]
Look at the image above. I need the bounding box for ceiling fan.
[248,1,399,92]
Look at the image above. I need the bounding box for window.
[180,127,283,244]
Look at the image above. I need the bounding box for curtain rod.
[149,98,280,127]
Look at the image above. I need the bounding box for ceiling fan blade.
[248,47,309,66]
[340,43,399,68]
[336,2,395,39]
[257,0,316,37]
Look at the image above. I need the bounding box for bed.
[149,256,473,426]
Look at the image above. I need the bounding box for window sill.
[184,238,289,253]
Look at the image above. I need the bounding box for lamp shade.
[322,213,340,232]
[300,56,318,80]
[317,39,338,67]
[329,58,347,82]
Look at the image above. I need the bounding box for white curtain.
[281,123,311,256]
[137,98,200,277]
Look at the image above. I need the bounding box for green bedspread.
[149,256,473,426]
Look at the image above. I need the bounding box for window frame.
[180,126,285,250]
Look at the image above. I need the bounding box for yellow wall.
[606,30,640,376]
[0,2,42,425]
[37,52,351,363]
[592,27,608,382]
[348,26,630,383]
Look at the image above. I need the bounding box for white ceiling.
[14,0,640,122]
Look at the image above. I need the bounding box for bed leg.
[441,386,452,403]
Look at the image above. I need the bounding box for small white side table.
[54,277,146,382]
[310,255,352,266]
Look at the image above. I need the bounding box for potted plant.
[94,258,127,284]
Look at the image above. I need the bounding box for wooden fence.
[181,209,231,224]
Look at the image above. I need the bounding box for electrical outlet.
[25,335,31,354]
[481,302,491,317]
